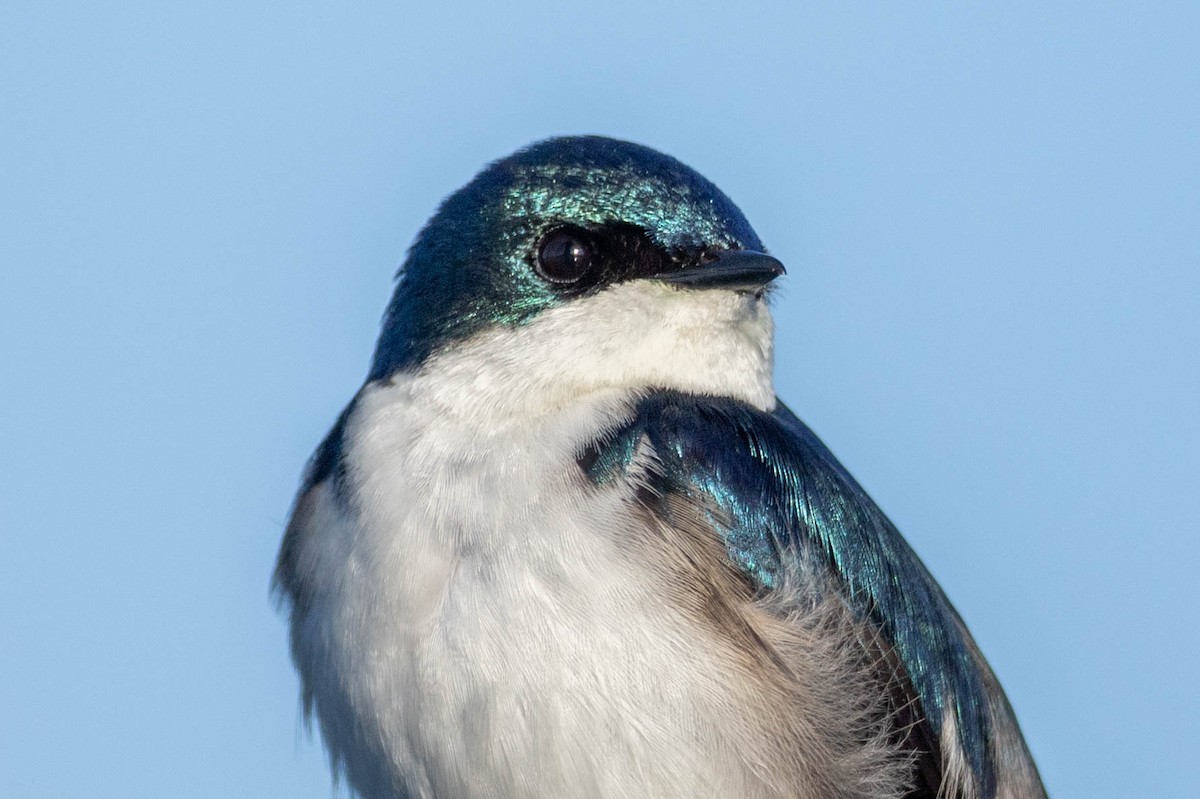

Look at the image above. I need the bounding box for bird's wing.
[274,398,357,620]
[578,391,1044,799]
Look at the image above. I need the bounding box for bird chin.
[417,279,777,418]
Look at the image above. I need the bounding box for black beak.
[652,250,786,292]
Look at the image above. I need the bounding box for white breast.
[295,383,763,796]
[284,284,900,799]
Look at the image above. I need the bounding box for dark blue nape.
[368,136,765,380]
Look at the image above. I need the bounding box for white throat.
[409,280,777,420]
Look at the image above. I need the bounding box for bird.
[274,135,1046,799]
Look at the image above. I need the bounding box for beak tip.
[654,249,786,291]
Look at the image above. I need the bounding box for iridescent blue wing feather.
[581,390,1043,799]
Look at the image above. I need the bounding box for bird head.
[369,136,785,411]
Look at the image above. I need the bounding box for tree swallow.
[275,136,1046,799]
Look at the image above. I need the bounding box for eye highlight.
[535,228,594,284]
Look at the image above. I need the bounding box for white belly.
[290,379,781,799]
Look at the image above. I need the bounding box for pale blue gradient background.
[2,3,1197,797]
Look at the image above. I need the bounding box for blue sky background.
[2,3,1197,797]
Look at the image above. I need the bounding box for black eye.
[535,228,594,284]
